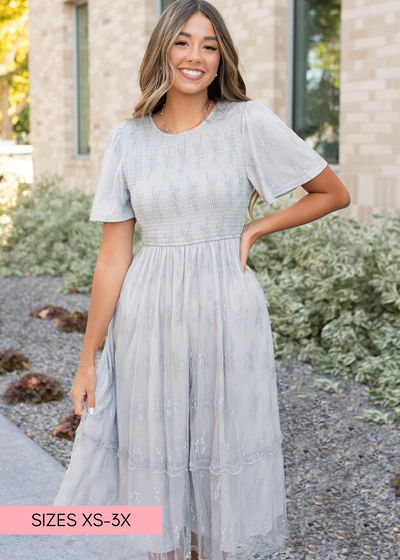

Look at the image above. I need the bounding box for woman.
[54,1,350,559]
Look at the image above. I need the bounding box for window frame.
[73,1,90,159]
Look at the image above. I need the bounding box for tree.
[0,0,29,140]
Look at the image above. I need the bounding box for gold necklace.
[160,99,213,134]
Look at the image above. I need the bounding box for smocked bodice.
[89,99,328,245]
[122,102,252,246]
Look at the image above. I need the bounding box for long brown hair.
[127,0,259,220]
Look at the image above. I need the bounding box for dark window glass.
[76,3,90,156]
[293,0,341,164]
[161,0,175,12]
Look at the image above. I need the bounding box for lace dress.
[53,99,328,560]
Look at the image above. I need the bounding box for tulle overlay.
[53,237,288,560]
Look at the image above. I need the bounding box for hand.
[70,365,97,417]
[239,222,258,273]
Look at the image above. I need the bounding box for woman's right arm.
[70,218,136,416]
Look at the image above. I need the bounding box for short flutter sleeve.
[242,100,328,205]
[89,126,135,223]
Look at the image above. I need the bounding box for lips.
[178,68,205,80]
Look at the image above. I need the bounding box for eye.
[174,40,217,52]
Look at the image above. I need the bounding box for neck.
[162,91,212,130]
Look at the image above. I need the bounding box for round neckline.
[149,100,222,137]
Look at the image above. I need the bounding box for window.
[160,0,175,14]
[75,3,90,156]
[292,0,341,164]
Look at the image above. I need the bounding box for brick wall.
[29,0,159,194]
[29,0,90,192]
[339,0,400,221]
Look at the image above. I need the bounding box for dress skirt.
[53,236,288,560]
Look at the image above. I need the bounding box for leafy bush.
[56,310,88,334]
[248,198,400,423]
[0,349,31,376]
[0,173,143,293]
[53,410,81,441]
[3,372,64,404]
[30,305,70,320]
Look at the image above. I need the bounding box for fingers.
[85,367,97,414]
[86,386,96,416]
[70,390,86,416]
[70,366,97,417]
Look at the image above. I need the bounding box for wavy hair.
[127,0,259,220]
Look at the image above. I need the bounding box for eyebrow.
[177,31,217,41]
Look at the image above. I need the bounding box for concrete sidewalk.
[0,413,99,560]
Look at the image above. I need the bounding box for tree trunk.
[1,81,13,140]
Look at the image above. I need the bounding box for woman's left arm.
[240,166,351,266]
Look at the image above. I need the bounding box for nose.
[186,44,203,64]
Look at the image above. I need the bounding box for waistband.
[142,235,242,247]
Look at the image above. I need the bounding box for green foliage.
[0,0,29,138]
[311,376,346,394]
[52,410,81,441]
[355,407,396,426]
[0,174,142,293]
[247,197,400,423]
[13,101,29,137]
[3,372,64,404]
[0,174,102,290]
[0,348,30,375]
[0,0,28,26]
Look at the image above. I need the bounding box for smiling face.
[169,11,221,96]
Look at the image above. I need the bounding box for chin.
[177,80,212,93]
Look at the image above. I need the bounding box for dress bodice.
[121,101,252,246]
[89,99,328,247]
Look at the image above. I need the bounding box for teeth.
[181,69,203,76]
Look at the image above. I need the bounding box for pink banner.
[0,506,162,535]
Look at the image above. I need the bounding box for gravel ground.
[0,276,399,560]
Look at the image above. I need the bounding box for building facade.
[29,0,400,222]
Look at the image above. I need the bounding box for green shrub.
[0,173,143,293]
[248,198,400,423]
[3,372,64,404]
[0,349,31,375]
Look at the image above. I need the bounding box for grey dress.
[53,99,328,560]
